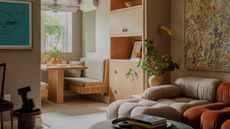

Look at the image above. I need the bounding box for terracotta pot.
[148,75,163,86]
[50,58,58,65]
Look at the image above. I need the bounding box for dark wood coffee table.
[89,120,193,129]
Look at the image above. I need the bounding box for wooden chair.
[0,63,13,129]
[65,59,109,95]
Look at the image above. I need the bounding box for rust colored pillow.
[217,81,230,104]
[221,119,230,129]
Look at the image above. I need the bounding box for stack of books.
[128,114,167,129]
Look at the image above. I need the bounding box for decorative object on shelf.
[14,86,41,129]
[126,40,179,86]
[131,40,142,59]
[43,45,64,65]
[185,0,230,72]
[124,0,142,7]
[0,1,32,49]
[158,25,174,37]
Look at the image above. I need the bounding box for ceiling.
[41,0,97,12]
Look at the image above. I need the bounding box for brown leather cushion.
[217,81,230,103]
[201,107,230,129]
[183,103,229,129]
[221,119,230,129]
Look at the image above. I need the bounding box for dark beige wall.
[145,0,171,83]
[171,0,230,82]
[64,11,82,61]
[0,0,41,120]
[82,10,96,57]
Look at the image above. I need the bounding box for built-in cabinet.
[109,0,144,103]
[109,60,143,102]
[110,6,143,37]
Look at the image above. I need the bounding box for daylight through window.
[41,11,72,53]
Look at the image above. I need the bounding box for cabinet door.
[109,61,123,102]
[109,60,144,102]
[124,6,143,35]
[110,11,125,36]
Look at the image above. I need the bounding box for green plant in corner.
[126,39,179,86]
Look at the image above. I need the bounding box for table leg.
[48,70,64,104]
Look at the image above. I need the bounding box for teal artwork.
[0,1,32,49]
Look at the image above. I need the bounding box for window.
[41,11,72,53]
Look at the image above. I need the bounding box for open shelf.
[111,0,142,11]
[110,36,142,60]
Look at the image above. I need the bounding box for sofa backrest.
[217,81,230,104]
[174,76,222,102]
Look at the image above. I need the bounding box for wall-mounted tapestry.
[185,0,230,71]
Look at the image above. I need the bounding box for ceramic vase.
[148,75,163,86]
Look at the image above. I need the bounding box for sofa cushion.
[143,85,181,101]
[84,59,104,81]
[221,119,230,129]
[107,98,209,121]
[217,81,230,104]
[201,107,230,129]
[175,76,222,102]
[156,98,209,113]
[64,61,83,77]
[106,98,141,119]
[183,103,229,129]
[64,77,101,86]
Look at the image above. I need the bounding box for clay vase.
[148,75,163,86]
[50,57,58,65]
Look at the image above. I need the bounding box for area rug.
[41,112,107,129]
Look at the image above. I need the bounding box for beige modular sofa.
[107,76,222,121]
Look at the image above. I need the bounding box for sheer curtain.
[41,11,72,53]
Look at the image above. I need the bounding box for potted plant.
[126,39,179,86]
[43,45,64,65]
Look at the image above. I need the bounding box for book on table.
[128,114,167,128]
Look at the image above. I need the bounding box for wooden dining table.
[41,64,87,104]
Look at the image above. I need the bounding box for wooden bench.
[65,59,109,94]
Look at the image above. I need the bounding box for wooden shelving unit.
[111,0,142,11]
[111,36,142,59]
[109,0,144,103]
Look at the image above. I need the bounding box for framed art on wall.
[0,0,32,49]
[185,0,230,72]
[131,40,142,59]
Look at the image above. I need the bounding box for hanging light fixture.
[48,0,62,12]
[92,0,99,7]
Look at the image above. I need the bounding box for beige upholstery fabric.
[64,61,83,77]
[107,97,209,121]
[143,85,181,101]
[175,76,222,102]
[107,77,221,121]
[64,77,101,83]
[84,59,104,81]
